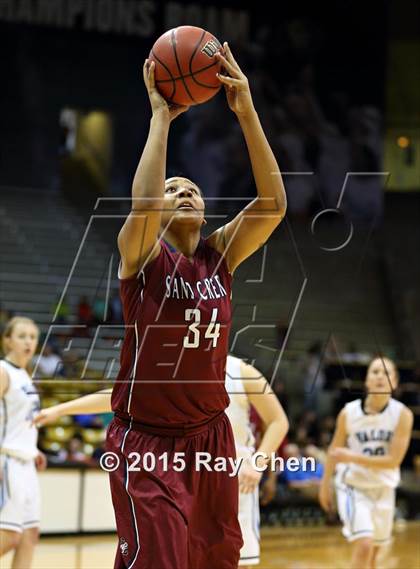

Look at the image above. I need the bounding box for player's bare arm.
[0,367,7,481]
[33,389,112,427]
[118,60,189,278]
[207,42,286,273]
[319,409,347,512]
[331,406,414,470]
[238,360,289,494]
[0,366,10,398]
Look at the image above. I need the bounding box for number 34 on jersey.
[183,308,221,348]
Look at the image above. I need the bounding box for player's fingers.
[143,59,150,86]
[223,41,242,71]
[147,60,156,88]
[216,73,241,87]
[215,52,239,78]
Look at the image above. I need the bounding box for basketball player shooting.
[105,42,286,569]
[37,41,287,569]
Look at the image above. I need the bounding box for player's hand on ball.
[143,59,189,122]
[329,447,356,463]
[238,458,263,494]
[216,43,254,117]
[33,407,61,427]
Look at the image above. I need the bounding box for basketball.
[149,26,223,106]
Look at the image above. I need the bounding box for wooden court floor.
[2,521,419,568]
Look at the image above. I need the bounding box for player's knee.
[354,537,374,559]
[23,527,40,547]
[1,530,22,551]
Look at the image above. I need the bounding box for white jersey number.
[183,308,221,348]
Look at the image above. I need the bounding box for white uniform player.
[225,355,260,566]
[320,357,413,569]
[0,359,41,533]
[335,397,403,545]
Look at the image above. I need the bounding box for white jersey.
[0,359,40,461]
[225,355,255,457]
[338,398,403,489]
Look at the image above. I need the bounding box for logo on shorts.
[119,537,129,556]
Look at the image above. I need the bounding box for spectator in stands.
[0,303,12,336]
[300,341,327,412]
[341,342,372,364]
[77,296,93,327]
[52,295,70,325]
[281,443,324,501]
[73,414,103,428]
[64,434,91,464]
[61,349,80,379]
[35,342,63,377]
[92,296,106,325]
[73,412,113,429]
[296,410,320,445]
[109,292,123,324]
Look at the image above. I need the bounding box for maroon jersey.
[112,238,232,428]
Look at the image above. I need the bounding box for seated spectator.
[52,294,70,325]
[61,349,81,378]
[73,414,104,428]
[92,296,106,325]
[297,410,320,444]
[35,343,63,377]
[109,293,123,324]
[341,342,371,364]
[64,434,92,465]
[281,443,324,501]
[78,296,93,326]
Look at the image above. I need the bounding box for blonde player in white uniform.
[225,354,289,568]
[319,357,413,569]
[0,317,46,569]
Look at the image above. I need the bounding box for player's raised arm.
[330,406,414,470]
[207,42,286,273]
[319,409,347,512]
[118,60,189,279]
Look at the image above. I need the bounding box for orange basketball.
[149,26,223,106]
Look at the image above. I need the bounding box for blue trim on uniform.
[0,521,22,529]
[1,388,8,445]
[253,488,260,541]
[3,359,22,370]
[162,239,177,253]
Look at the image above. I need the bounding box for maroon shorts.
[106,412,243,569]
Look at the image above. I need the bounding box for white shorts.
[336,482,395,545]
[238,487,260,566]
[0,455,41,533]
